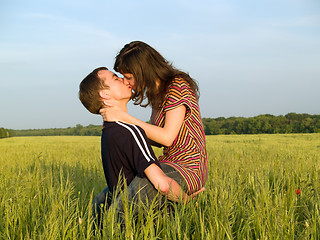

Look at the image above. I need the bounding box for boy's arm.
[144,164,205,203]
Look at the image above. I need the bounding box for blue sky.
[1,0,319,129]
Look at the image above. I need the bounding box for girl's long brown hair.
[114,41,199,109]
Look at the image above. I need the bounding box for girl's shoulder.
[169,75,190,88]
[165,76,194,100]
[167,73,199,102]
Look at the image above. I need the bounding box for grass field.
[1,134,320,239]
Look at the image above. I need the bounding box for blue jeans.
[92,163,186,227]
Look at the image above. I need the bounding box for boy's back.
[101,121,160,193]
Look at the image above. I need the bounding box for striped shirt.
[151,77,208,194]
[101,121,160,193]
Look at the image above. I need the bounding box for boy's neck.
[116,99,128,112]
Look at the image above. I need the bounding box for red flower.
[296,188,301,195]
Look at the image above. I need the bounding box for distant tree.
[0,127,13,138]
[0,128,5,138]
[74,124,83,135]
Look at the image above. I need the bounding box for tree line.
[0,128,15,138]
[13,124,102,137]
[203,113,320,135]
[6,113,320,137]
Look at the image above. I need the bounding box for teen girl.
[102,41,208,195]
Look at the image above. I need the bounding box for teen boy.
[79,67,203,226]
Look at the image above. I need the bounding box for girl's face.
[122,73,136,90]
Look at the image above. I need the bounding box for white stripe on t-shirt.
[129,124,155,161]
[116,121,155,162]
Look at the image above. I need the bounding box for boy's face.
[98,69,132,100]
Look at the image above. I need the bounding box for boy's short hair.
[79,67,109,114]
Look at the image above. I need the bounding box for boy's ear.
[99,90,110,100]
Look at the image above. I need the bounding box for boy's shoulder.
[102,121,146,140]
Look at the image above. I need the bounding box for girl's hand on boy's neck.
[100,106,128,123]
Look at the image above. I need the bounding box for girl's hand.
[102,97,117,107]
[99,106,128,122]
[186,187,205,203]
[99,107,111,121]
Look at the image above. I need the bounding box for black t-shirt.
[101,121,160,193]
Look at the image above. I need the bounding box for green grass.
[1,134,320,239]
